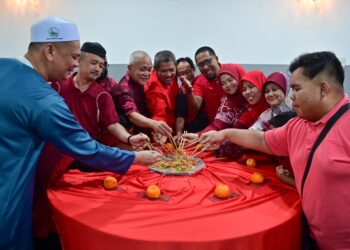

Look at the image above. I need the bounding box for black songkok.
[81,42,106,60]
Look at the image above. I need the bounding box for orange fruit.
[165,143,174,153]
[214,183,231,199]
[246,158,257,168]
[103,176,118,190]
[251,172,264,184]
[146,184,161,199]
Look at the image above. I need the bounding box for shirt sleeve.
[264,126,289,156]
[116,82,139,116]
[199,119,230,134]
[33,96,134,174]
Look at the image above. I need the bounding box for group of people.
[0,16,349,250]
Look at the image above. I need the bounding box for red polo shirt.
[193,63,246,123]
[144,70,179,127]
[53,73,119,140]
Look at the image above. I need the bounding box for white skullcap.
[30,17,80,43]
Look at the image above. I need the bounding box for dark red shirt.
[193,63,246,123]
[97,76,118,99]
[53,73,119,140]
[116,73,148,117]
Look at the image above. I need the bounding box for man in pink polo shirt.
[200,51,350,250]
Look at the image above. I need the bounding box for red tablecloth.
[48,153,301,250]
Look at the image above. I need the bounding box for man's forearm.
[129,112,155,129]
[186,92,202,112]
[222,128,272,154]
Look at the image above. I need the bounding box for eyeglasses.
[196,57,214,69]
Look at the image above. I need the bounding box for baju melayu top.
[0,58,135,250]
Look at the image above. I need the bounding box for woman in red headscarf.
[183,64,247,140]
[237,70,269,128]
[200,64,248,133]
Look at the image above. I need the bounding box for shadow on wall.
[108,64,350,95]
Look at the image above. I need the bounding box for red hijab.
[238,70,269,128]
[218,64,247,109]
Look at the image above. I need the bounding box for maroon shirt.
[53,73,119,140]
[115,73,149,133]
[97,76,118,99]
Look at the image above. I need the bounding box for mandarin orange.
[251,172,264,184]
[246,158,257,168]
[146,184,161,199]
[214,183,231,199]
[103,176,118,190]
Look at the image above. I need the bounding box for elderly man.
[201,51,350,250]
[144,50,179,132]
[0,17,161,250]
[116,50,172,136]
[184,46,246,123]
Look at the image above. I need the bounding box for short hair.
[129,50,151,65]
[194,46,216,59]
[176,57,195,70]
[154,50,176,70]
[289,51,344,87]
[269,111,297,128]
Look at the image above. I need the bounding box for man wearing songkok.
[53,42,149,147]
[0,17,161,250]
[144,50,179,131]
[116,50,172,136]
[183,46,246,123]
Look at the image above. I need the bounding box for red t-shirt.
[144,70,179,127]
[53,73,119,140]
[193,63,246,123]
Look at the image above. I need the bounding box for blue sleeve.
[32,97,135,175]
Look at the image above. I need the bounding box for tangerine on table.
[103,176,118,190]
[251,172,264,184]
[246,158,257,168]
[214,183,231,199]
[146,184,161,199]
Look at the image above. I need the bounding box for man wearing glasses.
[183,46,246,123]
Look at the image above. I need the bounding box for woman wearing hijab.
[249,72,291,131]
[237,70,269,128]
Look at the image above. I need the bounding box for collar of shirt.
[311,94,349,126]
[17,56,34,69]
[67,72,100,98]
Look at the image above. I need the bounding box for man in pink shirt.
[200,51,350,250]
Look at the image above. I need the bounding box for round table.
[48,153,301,250]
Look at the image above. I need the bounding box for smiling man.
[183,46,246,123]
[116,50,172,136]
[0,17,161,250]
[144,50,179,130]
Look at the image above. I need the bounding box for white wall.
[1,0,349,65]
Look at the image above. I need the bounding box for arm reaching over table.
[200,128,273,154]
[134,150,163,165]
